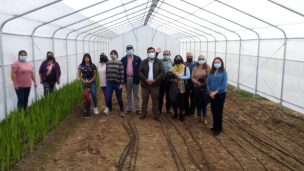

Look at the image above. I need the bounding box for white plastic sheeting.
[1,0,304,120]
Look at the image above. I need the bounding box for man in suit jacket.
[138,47,165,121]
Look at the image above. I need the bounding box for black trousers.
[172,93,185,117]
[184,84,195,115]
[210,92,226,132]
[194,85,208,117]
[159,80,171,113]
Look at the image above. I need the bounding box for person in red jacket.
[82,84,92,117]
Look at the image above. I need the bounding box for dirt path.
[13,88,304,171]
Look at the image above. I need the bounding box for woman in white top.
[98,53,108,113]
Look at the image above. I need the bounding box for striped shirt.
[106,60,124,84]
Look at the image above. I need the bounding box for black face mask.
[186,58,193,63]
[174,60,182,65]
[47,55,54,61]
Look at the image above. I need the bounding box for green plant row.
[0,80,82,171]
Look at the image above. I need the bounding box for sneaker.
[120,112,125,118]
[104,107,109,114]
[93,107,99,115]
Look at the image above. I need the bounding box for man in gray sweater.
[138,47,165,121]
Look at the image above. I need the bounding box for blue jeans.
[82,80,97,107]
[106,80,124,112]
[15,87,31,109]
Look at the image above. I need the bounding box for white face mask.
[148,53,155,59]
[19,55,27,62]
[111,55,117,60]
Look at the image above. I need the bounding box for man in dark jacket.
[184,52,197,115]
[121,45,142,114]
[138,47,165,121]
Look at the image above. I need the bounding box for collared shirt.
[207,70,228,94]
[126,55,133,76]
[148,59,154,80]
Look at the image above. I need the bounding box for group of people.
[11,50,61,109]
[11,44,227,135]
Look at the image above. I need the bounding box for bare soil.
[13,88,304,171]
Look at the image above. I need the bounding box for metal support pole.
[65,37,69,83]
[254,39,261,95]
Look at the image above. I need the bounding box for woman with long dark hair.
[169,55,190,121]
[207,57,228,135]
[39,51,61,95]
[78,53,99,116]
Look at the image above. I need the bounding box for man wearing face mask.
[138,47,165,121]
[39,51,61,95]
[159,50,173,114]
[184,52,197,116]
[121,45,141,114]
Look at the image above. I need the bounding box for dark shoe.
[210,128,215,132]
[154,117,161,122]
[136,110,140,114]
[179,115,184,121]
[139,115,146,119]
[172,113,178,119]
[126,110,132,114]
[213,130,221,136]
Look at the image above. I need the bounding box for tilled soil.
[13,88,304,171]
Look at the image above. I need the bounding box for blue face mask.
[214,63,221,69]
[19,55,27,62]
[148,53,155,59]
[127,49,134,55]
[198,60,205,65]
[163,55,170,60]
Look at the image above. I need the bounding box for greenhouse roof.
[1,0,304,41]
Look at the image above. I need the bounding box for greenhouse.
[0,0,304,170]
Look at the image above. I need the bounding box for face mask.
[19,55,27,62]
[163,55,170,60]
[111,55,117,60]
[127,49,134,55]
[174,59,182,65]
[198,60,205,65]
[186,58,193,63]
[214,63,221,69]
[47,55,54,61]
[148,53,155,59]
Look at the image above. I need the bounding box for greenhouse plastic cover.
[0,0,304,120]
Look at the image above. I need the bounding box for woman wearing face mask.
[105,50,125,117]
[97,53,109,113]
[207,57,228,135]
[78,53,99,116]
[39,51,61,95]
[169,55,190,121]
[11,50,37,109]
[191,55,210,124]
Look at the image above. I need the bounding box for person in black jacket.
[138,47,165,121]
[121,45,142,114]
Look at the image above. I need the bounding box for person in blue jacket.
[207,57,228,135]
[121,45,141,114]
